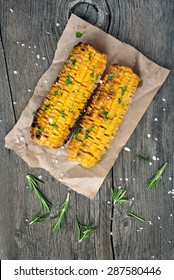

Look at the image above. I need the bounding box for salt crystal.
[154,118,158,121]
[124,147,131,152]
[154,137,158,141]
[28,89,32,92]
[139,227,143,230]
[157,216,161,220]
[163,108,166,111]
[152,156,157,161]
[148,221,152,225]
[20,136,24,141]
[110,232,113,236]
[61,146,65,149]
[162,98,166,102]
[37,54,40,59]
[170,214,173,217]
[157,157,160,160]
[99,80,103,84]
[125,178,128,181]
[149,162,152,166]
[147,134,151,138]
[38,175,42,179]
[31,51,34,53]
[119,178,122,181]
[151,256,155,259]
[16,41,19,44]
[137,230,141,232]
[118,186,122,189]
[35,63,38,66]
[13,70,18,75]
[168,189,174,195]
[10,8,14,12]
[34,46,36,48]
[56,150,62,156]
[169,177,172,181]
[47,32,50,34]
[15,139,19,143]
[0,120,2,122]
[28,46,31,48]
[25,219,29,222]
[21,43,25,47]
[13,101,17,104]
[56,23,60,26]
[133,178,135,181]
[107,201,111,205]
[133,159,136,162]
[44,80,48,83]
[42,57,46,60]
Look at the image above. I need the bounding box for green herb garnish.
[49,123,58,128]
[85,125,94,139]
[54,90,59,95]
[69,109,74,114]
[121,86,127,96]
[60,110,66,118]
[137,154,151,162]
[29,211,50,225]
[118,98,122,104]
[76,31,83,38]
[107,73,115,81]
[51,193,70,232]
[90,72,95,78]
[72,59,76,66]
[89,53,92,61]
[73,128,81,139]
[44,104,51,111]
[76,219,96,242]
[111,188,129,204]
[26,175,52,212]
[36,126,44,134]
[65,75,73,85]
[147,162,168,190]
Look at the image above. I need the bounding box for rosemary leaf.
[111,188,129,204]
[76,219,96,242]
[29,211,50,225]
[127,212,145,222]
[147,162,168,190]
[137,154,151,162]
[26,174,52,212]
[51,193,70,232]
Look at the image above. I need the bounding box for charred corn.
[68,65,140,168]
[30,43,107,149]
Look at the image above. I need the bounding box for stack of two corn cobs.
[31,43,140,168]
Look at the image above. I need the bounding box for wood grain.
[0,0,173,260]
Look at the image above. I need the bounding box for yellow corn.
[68,65,140,168]
[30,43,107,149]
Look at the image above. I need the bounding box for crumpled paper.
[5,14,170,199]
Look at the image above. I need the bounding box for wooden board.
[0,0,173,260]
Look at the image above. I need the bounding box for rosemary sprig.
[26,175,52,212]
[51,192,70,232]
[147,162,168,190]
[29,211,50,225]
[76,219,96,242]
[137,154,151,162]
[111,188,129,204]
[127,202,145,222]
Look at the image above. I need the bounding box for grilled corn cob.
[30,43,107,149]
[68,65,140,168]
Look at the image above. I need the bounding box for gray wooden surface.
[0,0,173,260]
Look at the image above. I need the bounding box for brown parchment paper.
[5,14,170,199]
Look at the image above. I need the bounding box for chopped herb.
[60,110,66,118]
[91,81,95,85]
[107,73,115,81]
[90,72,95,78]
[147,162,168,190]
[69,109,74,114]
[49,123,58,128]
[121,86,127,96]
[65,75,73,85]
[95,75,98,81]
[73,128,81,139]
[122,102,125,107]
[111,188,129,204]
[76,31,83,38]
[118,98,122,104]
[89,53,92,61]
[82,98,86,103]
[44,104,51,111]
[36,126,44,134]
[137,154,151,162]
[72,59,76,66]
[76,219,96,242]
[54,91,59,95]
[72,90,76,93]
[75,117,80,122]
[85,125,94,139]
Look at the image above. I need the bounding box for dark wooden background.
[0,0,173,260]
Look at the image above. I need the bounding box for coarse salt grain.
[107,201,111,205]
[20,136,24,141]
[56,150,62,156]
[133,178,135,181]
[154,137,158,141]
[25,219,28,222]
[170,214,173,217]
[149,162,152,166]
[10,8,14,12]
[35,63,38,66]
[13,70,18,74]
[42,57,46,60]
[13,101,17,104]
[47,32,50,34]
[34,46,36,48]
[124,147,131,152]
[56,23,60,26]
[152,156,157,161]
[38,175,42,179]
[162,98,166,102]
[28,46,31,48]
[21,43,25,47]
[163,108,166,111]
[157,216,161,220]
[148,221,152,225]
[36,54,40,59]
[44,80,48,83]
[110,232,113,236]
[125,178,128,181]
[168,240,171,243]
[154,118,158,121]
[157,157,160,160]
[147,134,151,138]
[15,139,19,143]
[16,41,19,44]
[169,177,172,181]
[28,89,32,92]
[99,80,103,84]
[119,178,122,181]
[168,189,174,195]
